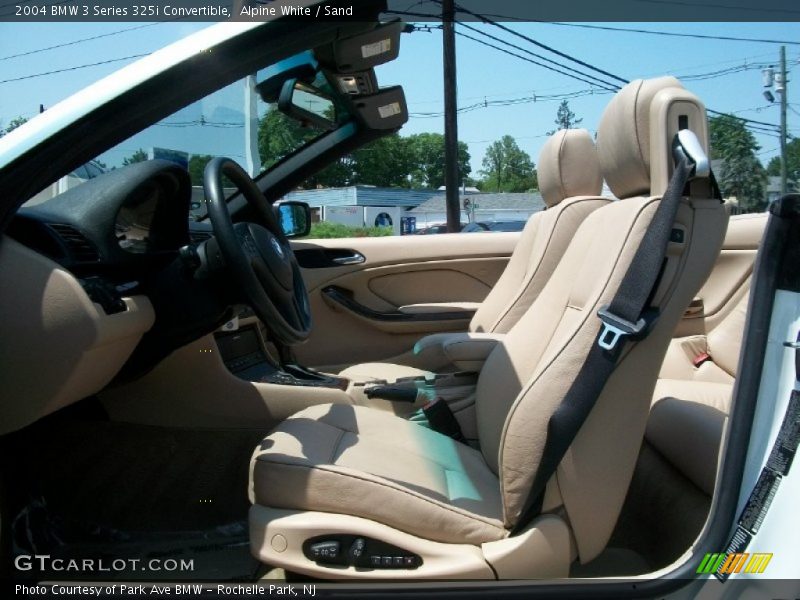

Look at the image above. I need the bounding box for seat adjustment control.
[303,535,421,569]
[349,537,366,561]
[308,540,339,561]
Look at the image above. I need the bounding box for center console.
[214,324,348,390]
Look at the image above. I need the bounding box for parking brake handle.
[364,384,419,403]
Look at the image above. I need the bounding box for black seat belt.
[511,130,714,534]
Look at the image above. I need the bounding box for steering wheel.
[204,157,311,345]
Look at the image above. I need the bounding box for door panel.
[290,233,518,370]
[673,212,766,338]
[368,268,495,306]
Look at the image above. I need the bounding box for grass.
[307,221,394,239]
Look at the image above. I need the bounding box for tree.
[766,138,800,189]
[0,115,28,138]
[122,149,148,165]
[405,132,471,189]
[709,114,766,211]
[258,108,351,187]
[478,135,537,192]
[188,154,214,186]
[547,100,582,135]
[258,109,476,189]
[258,108,316,167]
[351,134,414,187]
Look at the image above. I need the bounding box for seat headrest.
[596,76,684,199]
[538,129,603,208]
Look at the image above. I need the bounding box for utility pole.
[779,45,788,194]
[442,0,461,232]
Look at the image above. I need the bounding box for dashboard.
[8,160,192,279]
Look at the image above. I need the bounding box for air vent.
[49,224,100,262]
[189,230,212,245]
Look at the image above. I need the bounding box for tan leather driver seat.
[340,128,608,383]
[248,77,729,579]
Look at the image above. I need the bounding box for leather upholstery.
[538,129,604,208]
[646,214,765,498]
[596,76,682,199]
[251,78,728,563]
[647,382,731,495]
[341,130,607,383]
[338,362,431,383]
[250,403,505,545]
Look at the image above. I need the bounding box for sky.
[0,20,798,176]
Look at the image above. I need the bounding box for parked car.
[462,220,527,233]
[415,223,467,234]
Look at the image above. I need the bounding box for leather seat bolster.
[251,404,506,545]
[648,379,733,495]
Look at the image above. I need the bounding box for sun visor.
[353,86,408,130]
[318,21,404,73]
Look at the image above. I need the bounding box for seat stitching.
[329,428,346,463]
[257,458,505,530]
[497,196,661,514]
[488,197,608,333]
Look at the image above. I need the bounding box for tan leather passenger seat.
[606,213,765,572]
[247,77,729,579]
[647,213,766,496]
[340,128,608,383]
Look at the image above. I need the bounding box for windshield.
[23,65,339,212]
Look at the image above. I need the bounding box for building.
[191,184,547,234]
[283,185,440,235]
[765,175,798,205]
[411,192,546,229]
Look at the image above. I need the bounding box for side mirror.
[276,201,312,238]
[278,79,337,130]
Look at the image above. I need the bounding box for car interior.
[0,12,771,584]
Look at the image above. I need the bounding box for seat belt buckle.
[597,305,647,351]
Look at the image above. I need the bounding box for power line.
[0,23,161,62]
[447,2,630,86]
[450,15,785,141]
[457,24,618,91]
[531,22,800,47]
[156,119,244,128]
[707,109,781,131]
[675,58,800,82]
[0,54,149,84]
[408,85,611,118]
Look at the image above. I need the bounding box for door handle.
[331,252,366,266]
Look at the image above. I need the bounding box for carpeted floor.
[2,414,270,581]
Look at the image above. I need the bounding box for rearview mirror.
[278,79,336,130]
[276,201,311,238]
